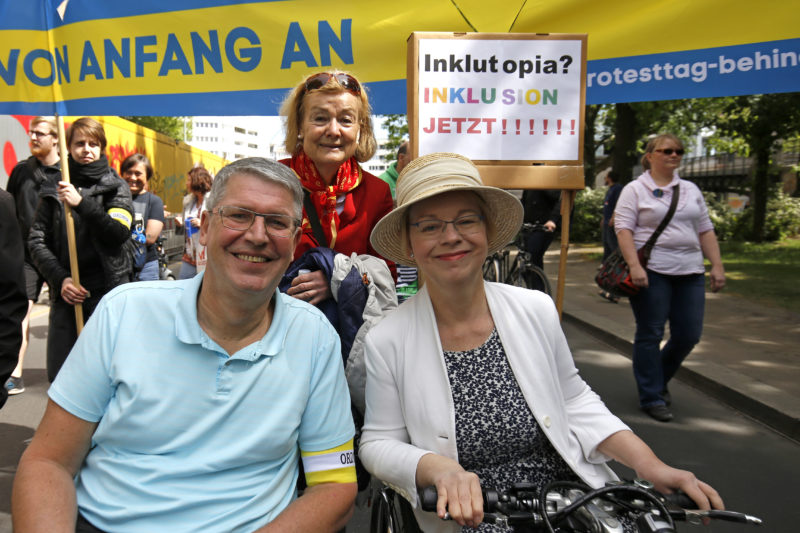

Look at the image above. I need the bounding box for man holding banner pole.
[27,117,133,382]
[55,115,86,332]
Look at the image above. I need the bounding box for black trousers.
[523,230,556,292]
[76,513,106,533]
[47,293,102,382]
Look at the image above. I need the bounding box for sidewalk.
[545,246,800,442]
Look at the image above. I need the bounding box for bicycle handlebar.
[419,480,761,531]
[521,222,553,233]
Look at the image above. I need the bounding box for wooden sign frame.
[407,31,588,190]
[407,32,589,315]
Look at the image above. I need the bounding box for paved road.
[564,320,798,533]
[2,307,797,532]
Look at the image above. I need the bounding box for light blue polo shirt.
[49,272,355,533]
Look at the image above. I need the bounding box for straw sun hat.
[369,152,523,267]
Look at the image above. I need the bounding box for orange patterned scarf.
[290,150,362,248]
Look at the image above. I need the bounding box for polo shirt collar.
[174,271,289,360]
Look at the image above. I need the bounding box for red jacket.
[280,159,395,276]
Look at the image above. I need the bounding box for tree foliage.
[381,114,409,162]
[121,116,189,141]
[587,93,800,241]
[709,93,800,241]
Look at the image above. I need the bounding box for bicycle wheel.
[369,487,402,533]
[526,265,552,296]
[482,256,501,283]
[506,264,531,289]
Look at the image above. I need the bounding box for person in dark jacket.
[28,117,134,382]
[0,190,28,409]
[4,116,61,395]
[520,189,561,291]
[599,170,624,303]
[602,170,623,261]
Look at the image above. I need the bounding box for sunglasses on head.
[654,148,685,156]
[302,72,361,96]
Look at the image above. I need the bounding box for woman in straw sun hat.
[359,153,723,532]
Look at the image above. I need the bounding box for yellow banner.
[0,0,796,113]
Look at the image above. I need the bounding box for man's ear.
[198,210,210,246]
[289,224,302,253]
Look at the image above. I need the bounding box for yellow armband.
[301,439,357,486]
[108,207,132,229]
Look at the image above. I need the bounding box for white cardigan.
[359,281,630,533]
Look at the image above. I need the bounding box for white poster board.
[414,35,585,163]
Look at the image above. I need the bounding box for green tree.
[121,116,189,141]
[381,114,408,162]
[597,99,723,185]
[711,93,800,241]
[583,104,603,187]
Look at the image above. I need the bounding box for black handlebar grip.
[663,491,697,509]
[419,486,439,512]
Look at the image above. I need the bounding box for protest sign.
[408,33,586,189]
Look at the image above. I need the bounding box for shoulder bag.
[303,189,329,248]
[595,183,680,297]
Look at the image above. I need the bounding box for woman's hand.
[616,230,647,287]
[57,182,82,208]
[637,462,724,512]
[544,220,557,232]
[286,270,332,306]
[629,263,648,288]
[190,217,201,228]
[416,454,483,528]
[709,264,726,292]
[699,231,725,293]
[60,277,89,306]
[598,431,724,514]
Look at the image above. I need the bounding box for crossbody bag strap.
[642,183,680,254]
[303,189,328,248]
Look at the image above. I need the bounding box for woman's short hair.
[207,157,303,220]
[187,165,213,194]
[120,153,154,181]
[67,117,107,153]
[279,70,377,162]
[641,133,685,170]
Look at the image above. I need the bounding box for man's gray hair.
[207,157,303,220]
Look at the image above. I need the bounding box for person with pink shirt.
[614,134,725,422]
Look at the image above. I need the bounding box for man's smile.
[234,253,269,263]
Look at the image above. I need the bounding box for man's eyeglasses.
[302,72,361,96]
[211,206,299,238]
[28,130,53,138]
[409,214,485,239]
[654,148,685,156]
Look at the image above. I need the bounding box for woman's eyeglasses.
[654,148,685,156]
[211,205,300,238]
[302,72,361,96]
[409,214,485,239]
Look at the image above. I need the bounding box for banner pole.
[55,114,84,334]
[555,189,575,319]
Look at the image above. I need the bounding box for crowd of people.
[1,70,728,532]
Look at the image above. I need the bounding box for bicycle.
[483,223,552,295]
[419,479,762,532]
[369,484,422,533]
[156,236,176,281]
